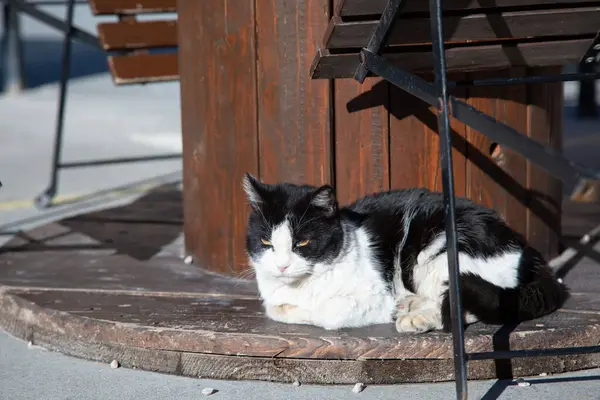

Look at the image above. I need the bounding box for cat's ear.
[311,185,337,217]
[242,173,267,208]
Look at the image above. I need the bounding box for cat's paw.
[395,310,442,333]
[264,303,311,325]
[396,295,427,316]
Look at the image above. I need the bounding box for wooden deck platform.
[1,184,599,384]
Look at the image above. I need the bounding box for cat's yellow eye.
[260,238,271,246]
[296,239,310,247]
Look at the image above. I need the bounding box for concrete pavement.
[2,331,600,400]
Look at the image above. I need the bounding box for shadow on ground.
[1,183,183,261]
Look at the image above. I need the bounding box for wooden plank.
[178,1,259,275]
[256,0,332,185]
[310,38,594,79]
[389,82,428,189]
[98,20,177,51]
[493,68,528,238]
[335,0,598,17]
[325,8,600,49]
[424,73,468,196]
[5,290,600,384]
[465,70,501,211]
[389,73,467,195]
[89,0,176,15]
[5,288,600,361]
[527,67,563,258]
[108,53,178,85]
[334,78,390,205]
[448,74,468,197]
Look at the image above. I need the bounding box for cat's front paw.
[264,303,311,325]
[396,295,427,316]
[395,310,442,333]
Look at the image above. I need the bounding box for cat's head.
[243,173,343,283]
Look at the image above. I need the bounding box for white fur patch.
[413,234,522,302]
[270,220,294,269]
[242,175,262,205]
[252,225,396,330]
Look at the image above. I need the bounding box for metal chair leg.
[35,0,76,209]
[428,0,468,398]
[578,62,598,119]
[1,0,26,94]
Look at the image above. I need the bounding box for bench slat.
[89,0,176,15]
[326,8,600,48]
[310,38,592,79]
[335,0,600,17]
[98,20,177,50]
[108,53,179,85]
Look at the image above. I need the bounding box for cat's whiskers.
[294,201,313,231]
[234,265,256,280]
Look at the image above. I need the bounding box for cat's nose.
[278,265,289,273]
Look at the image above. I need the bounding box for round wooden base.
[1,193,599,384]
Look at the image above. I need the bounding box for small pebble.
[184,255,193,265]
[201,388,216,396]
[292,380,301,387]
[110,360,120,369]
[516,378,530,387]
[352,383,366,393]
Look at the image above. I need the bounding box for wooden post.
[178,0,331,276]
[178,0,562,275]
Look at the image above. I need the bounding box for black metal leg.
[35,0,76,209]
[2,0,26,94]
[353,0,405,83]
[578,62,598,119]
[428,0,468,398]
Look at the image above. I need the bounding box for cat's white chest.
[256,228,396,329]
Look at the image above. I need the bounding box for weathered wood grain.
[334,78,390,204]
[256,0,332,185]
[89,0,176,15]
[388,73,467,194]
[2,287,600,383]
[335,0,598,17]
[108,53,178,85]
[326,8,600,49]
[388,82,429,189]
[494,68,528,238]
[465,71,502,211]
[526,67,563,257]
[310,39,594,79]
[178,1,259,275]
[98,20,177,51]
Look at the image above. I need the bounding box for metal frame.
[355,1,600,399]
[0,0,182,208]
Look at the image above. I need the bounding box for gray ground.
[2,3,600,400]
[2,331,600,400]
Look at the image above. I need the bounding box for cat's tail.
[508,265,570,322]
[442,250,570,330]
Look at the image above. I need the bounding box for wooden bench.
[89,0,178,84]
[308,0,600,258]
[311,0,600,78]
[1,0,183,207]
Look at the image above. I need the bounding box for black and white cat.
[243,173,569,333]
